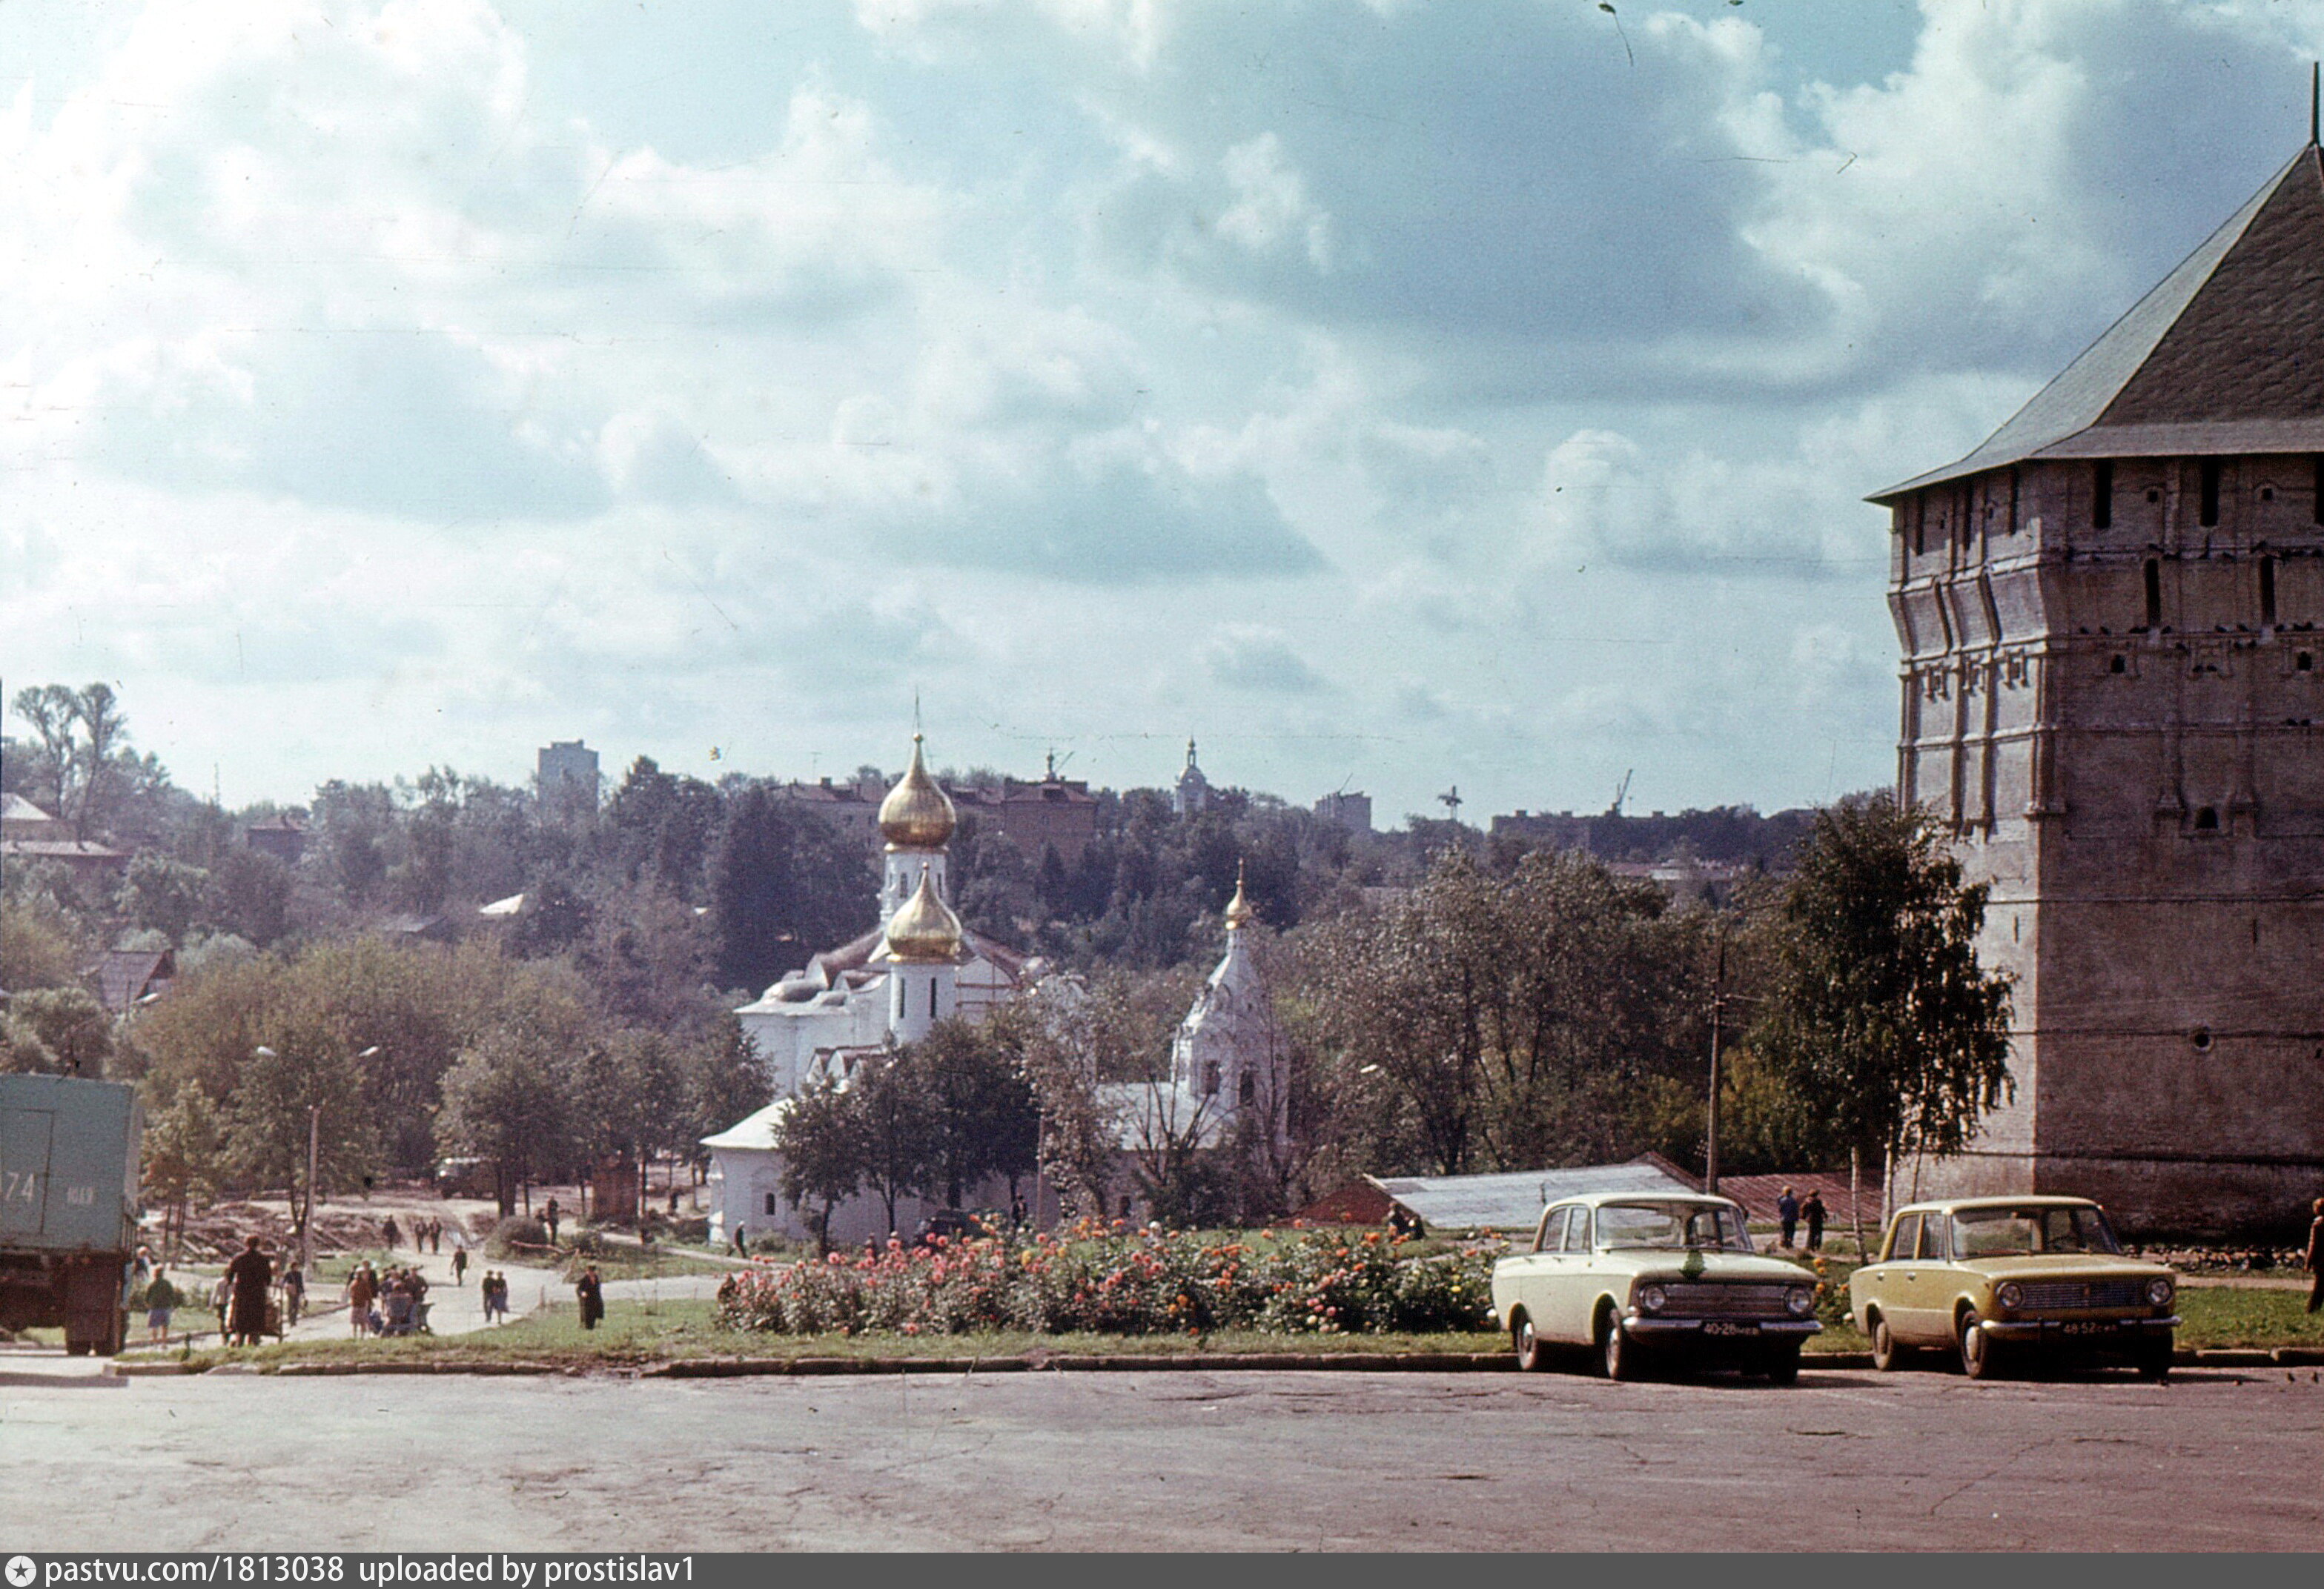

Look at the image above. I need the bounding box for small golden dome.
[878,733,956,849]
[1224,862,1255,930]
[882,866,964,963]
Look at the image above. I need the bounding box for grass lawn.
[2176,1284,2324,1349]
[119,1296,1508,1372]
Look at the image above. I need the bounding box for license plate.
[2057,1320,2131,1336]
[1702,1321,1761,1336]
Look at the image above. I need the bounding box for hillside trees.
[1295,847,1715,1178]
[709,784,876,992]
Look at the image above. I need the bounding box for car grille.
[1658,1282,1795,1318]
[2013,1279,2148,1311]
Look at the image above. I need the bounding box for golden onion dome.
[878,733,957,849]
[881,865,964,963]
[1223,862,1255,930]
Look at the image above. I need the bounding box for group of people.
[1774,1186,1830,1252]
[343,1258,431,1336]
[381,1215,458,1255]
[480,1268,515,1323]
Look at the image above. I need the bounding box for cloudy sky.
[4,0,2320,823]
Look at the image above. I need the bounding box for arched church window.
[1239,1072,1256,1107]
[1202,1060,1221,1097]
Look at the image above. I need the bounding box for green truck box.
[1,1073,143,1355]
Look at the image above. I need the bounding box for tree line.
[755,794,2014,1235]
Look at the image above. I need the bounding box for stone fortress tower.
[1873,125,2324,1233]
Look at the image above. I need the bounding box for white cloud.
[4,0,2314,823]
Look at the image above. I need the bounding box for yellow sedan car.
[1847,1196,2179,1380]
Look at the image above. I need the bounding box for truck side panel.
[0,1075,141,1253]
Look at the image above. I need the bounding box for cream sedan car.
[1491,1192,1823,1381]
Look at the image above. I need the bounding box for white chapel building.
[703,734,1035,1246]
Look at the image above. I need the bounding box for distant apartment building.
[775,773,889,850]
[537,740,600,820]
[781,762,1099,864]
[1313,790,1372,834]
[959,767,1099,864]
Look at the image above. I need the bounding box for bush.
[712,1223,1500,1339]
[487,1216,549,1260]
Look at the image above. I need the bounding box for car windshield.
[1592,1202,1755,1253]
[1948,1204,2122,1258]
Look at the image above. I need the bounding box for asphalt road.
[4,1364,2319,1551]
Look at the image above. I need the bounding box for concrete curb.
[92,1344,2323,1378]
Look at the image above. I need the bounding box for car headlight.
[2147,1277,2174,1307]
[1637,1284,1666,1313]
[1995,1282,2023,1310]
[1787,1286,1815,1316]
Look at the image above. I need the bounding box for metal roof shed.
[1368,1157,1699,1233]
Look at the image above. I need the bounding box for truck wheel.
[1513,1312,1552,1373]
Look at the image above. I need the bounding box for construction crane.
[1608,768,1634,819]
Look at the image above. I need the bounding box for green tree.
[0,894,90,991]
[223,1035,375,1218]
[681,1014,773,1168]
[118,852,211,943]
[437,1023,577,1215]
[850,1046,937,1236]
[5,987,115,1076]
[142,1090,224,1257]
[708,786,875,992]
[1752,797,2015,1249]
[772,1075,863,1253]
[910,1018,1041,1210]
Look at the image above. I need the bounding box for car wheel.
[1959,1308,2003,1380]
[1758,1341,1802,1384]
[2136,1333,2174,1381]
[1600,1309,1643,1382]
[1514,1312,1552,1373]
[1870,1313,1909,1372]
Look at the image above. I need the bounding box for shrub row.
[712,1224,1499,1338]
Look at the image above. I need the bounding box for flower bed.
[712,1224,1500,1339]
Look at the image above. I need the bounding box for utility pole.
[1705,923,1727,1197]
[300,1104,320,1276]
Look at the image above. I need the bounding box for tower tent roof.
[1873,142,2324,502]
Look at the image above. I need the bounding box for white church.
[701,732,1287,1245]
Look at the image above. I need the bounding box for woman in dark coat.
[575,1266,605,1331]
[225,1235,274,1346]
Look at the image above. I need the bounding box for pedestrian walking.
[451,1245,469,1285]
[2305,1197,2324,1315]
[225,1235,274,1347]
[143,1269,180,1343]
[348,1261,377,1337]
[545,1197,562,1244]
[382,1215,401,1249]
[484,1270,508,1323]
[1802,1190,1828,1253]
[732,1222,748,1258]
[575,1264,605,1331]
[210,1273,231,1339]
[1776,1186,1801,1250]
[281,1264,306,1327]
